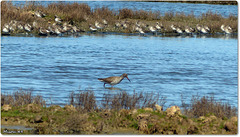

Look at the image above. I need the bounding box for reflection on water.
[8,32,239,40]
[1,125,34,131]
[104,87,123,91]
[1,34,238,108]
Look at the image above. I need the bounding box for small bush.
[118,8,134,19]
[102,91,166,110]
[183,94,237,119]
[69,90,97,112]
[1,89,46,107]
[63,113,90,133]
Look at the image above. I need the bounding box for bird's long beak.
[126,76,131,82]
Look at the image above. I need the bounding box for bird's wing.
[98,76,117,83]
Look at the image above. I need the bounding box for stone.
[187,119,194,125]
[26,104,41,112]
[165,106,181,117]
[203,118,211,123]
[49,105,62,112]
[143,107,153,112]
[64,105,76,112]
[138,120,148,132]
[198,116,205,121]
[187,125,198,134]
[209,115,217,121]
[34,115,43,123]
[2,104,12,111]
[224,117,238,133]
[130,109,138,115]
[102,110,111,118]
[155,104,163,112]
[119,109,130,116]
[230,116,238,123]
[203,115,217,123]
[137,113,150,120]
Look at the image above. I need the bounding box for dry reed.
[182,94,237,119]
[1,89,46,107]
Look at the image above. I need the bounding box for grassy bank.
[1,2,237,36]
[1,90,237,134]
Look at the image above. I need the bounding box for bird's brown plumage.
[98,73,130,87]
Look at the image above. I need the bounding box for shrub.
[183,94,237,119]
[102,91,166,110]
[1,89,46,107]
[69,90,97,112]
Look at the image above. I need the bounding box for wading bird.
[98,73,131,87]
[221,25,233,34]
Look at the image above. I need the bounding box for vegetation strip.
[1,90,237,134]
[1,2,237,37]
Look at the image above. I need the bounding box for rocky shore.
[1,104,237,135]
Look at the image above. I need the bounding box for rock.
[64,105,76,112]
[202,115,217,123]
[2,104,12,111]
[230,116,238,123]
[119,109,130,116]
[165,106,181,117]
[102,110,111,118]
[130,109,138,115]
[224,121,235,132]
[95,121,104,133]
[144,107,153,112]
[49,105,62,112]
[34,115,43,123]
[198,116,205,121]
[26,104,41,112]
[137,113,150,120]
[138,120,148,132]
[187,125,198,134]
[224,116,238,133]
[187,119,194,125]
[203,118,211,123]
[155,104,163,112]
[209,115,217,120]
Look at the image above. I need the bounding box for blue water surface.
[1,34,238,107]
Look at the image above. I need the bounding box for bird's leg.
[103,83,106,88]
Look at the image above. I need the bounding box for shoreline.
[1,104,238,135]
[1,90,237,135]
[2,2,237,37]
[1,31,238,38]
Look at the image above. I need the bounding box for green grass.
[148,123,154,129]
[1,110,35,119]
[179,115,188,120]
[151,111,166,118]
[129,122,138,130]
[219,122,225,129]
[88,112,102,121]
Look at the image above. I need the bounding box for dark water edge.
[141,1,238,5]
[1,32,238,39]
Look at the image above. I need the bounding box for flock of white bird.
[2,10,234,36]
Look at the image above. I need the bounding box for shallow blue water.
[12,1,237,17]
[1,34,238,107]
